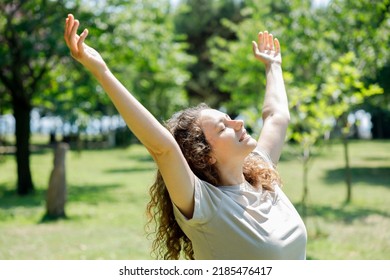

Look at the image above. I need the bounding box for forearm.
[96,69,175,155]
[262,63,290,123]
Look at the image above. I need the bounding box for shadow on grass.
[295,202,390,224]
[0,182,127,224]
[67,183,123,204]
[363,156,390,162]
[104,166,155,174]
[323,167,390,187]
[0,182,123,210]
[0,185,45,209]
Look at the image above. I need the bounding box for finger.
[66,14,74,40]
[274,38,280,55]
[64,17,69,43]
[71,19,80,38]
[263,31,269,48]
[269,33,274,50]
[258,32,264,52]
[64,15,74,44]
[77,29,89,55]
[252,41,259,57]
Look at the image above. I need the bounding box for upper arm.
[149,144,195,219]
[256,113,289,165]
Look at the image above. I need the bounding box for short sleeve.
[172,176,222,226]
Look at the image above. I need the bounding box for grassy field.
[0,139,389,260]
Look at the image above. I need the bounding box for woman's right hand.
[64,14,108,77]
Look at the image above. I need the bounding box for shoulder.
[173,176,224,224]
[252,147,275,169]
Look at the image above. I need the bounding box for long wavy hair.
[146,103,281,260]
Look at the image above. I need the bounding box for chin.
[248,137,258,147]
[245,137,258,151]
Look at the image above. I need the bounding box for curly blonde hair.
[146,103,281,260]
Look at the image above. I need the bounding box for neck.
[216,162,245,186]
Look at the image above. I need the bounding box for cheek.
[214,135,236,151]
[205,135,216,148]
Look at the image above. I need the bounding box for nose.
[232,119,244,131]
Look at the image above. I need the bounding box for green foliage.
[208,0,388,207]
[91,0,195,121]
[325,0,390,77]
[320,0,390,120]
[174,0,245,108]
[209,0,320,115]
[209,0,389,123]
[321,52,383,134]
[0,0,76,101]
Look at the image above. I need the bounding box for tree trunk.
[12,96,34,195]
[342,136,352,204]
[301,147,310,219]
[46,142,69,219]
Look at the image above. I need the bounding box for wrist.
[88,63,110,81]
[265,62,282,71]
[265,63,283,75]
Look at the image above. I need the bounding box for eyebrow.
[215,114,230,128]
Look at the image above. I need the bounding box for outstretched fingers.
[274,38,280,55]
[70,19,80,45]
[268,33,274,51]
[65,15,76,43]
[77,28,88,56]
[257,31,265,52]
[64,16,70,43]
[257,31,277,52]
[260,31,280,52]
[64,14,88,59]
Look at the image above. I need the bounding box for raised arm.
[252,31,289,165]
[64,14,195,217]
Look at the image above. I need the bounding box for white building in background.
[0,109,127,138]
[354,110,373,139]
[0,108,375,140]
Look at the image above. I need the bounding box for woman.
[64,14,307,260]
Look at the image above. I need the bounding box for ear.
[209,156,217,165]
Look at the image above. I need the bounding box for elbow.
[147,136,179,159]
[262,111,290,127]
[282,112,291,124]
[262,105,290,124]
[275,113,290,127]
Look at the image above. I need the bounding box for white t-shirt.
[172,149,307,260]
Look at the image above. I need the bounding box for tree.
[323,0,390,139]
[174,0,244,108]
[288,83,333,216]
[0,0,76,195]
[0,0,195,197]
[320,52,383,203]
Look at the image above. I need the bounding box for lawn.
[0,139,389,260]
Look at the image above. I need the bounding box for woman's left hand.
[252,31,281,66]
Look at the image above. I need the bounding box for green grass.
[0,144,155,260]
[0,139,389,260]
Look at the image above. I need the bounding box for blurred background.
[0,0,389,260]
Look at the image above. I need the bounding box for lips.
[239,130,248,142]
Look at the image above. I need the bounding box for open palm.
[252,31,281,66]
